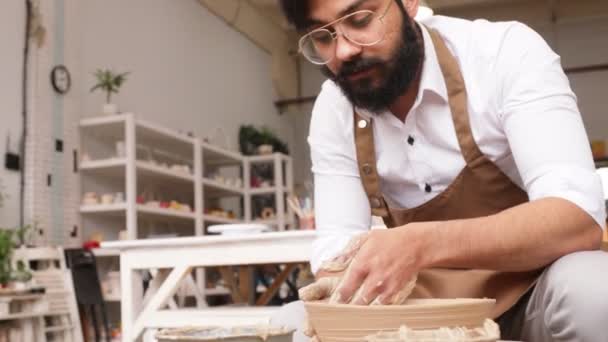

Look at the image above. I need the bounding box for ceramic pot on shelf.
[257,144,273,155]
[103,103,118,115]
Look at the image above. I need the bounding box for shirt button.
[407,136,415,146]
[358,120,369,129]
[425,183,432,193]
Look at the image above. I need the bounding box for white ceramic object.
[82,192,99,205]
[114,192,125,203]
[305,298,496,342]
[116,141,126,158]
[101,194,114,205]
[103,103,118,115]
[207,224,269,236]
[257,144,273,155]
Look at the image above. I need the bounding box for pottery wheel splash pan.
[305,298,496,342]
[156,326,294,342]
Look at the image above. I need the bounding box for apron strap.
[427,28,485,168]
[353,113,392,220]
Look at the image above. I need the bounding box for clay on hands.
[299,233,418,339]
[300,232,417,305]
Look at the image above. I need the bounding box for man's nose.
[334,34,362,62]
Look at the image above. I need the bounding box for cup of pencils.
[288,195,315,230]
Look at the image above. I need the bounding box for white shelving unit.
[79,113,295,309]
[80,113,199,242]
[245,153,294,231]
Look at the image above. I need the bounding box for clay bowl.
[305,298,496,342]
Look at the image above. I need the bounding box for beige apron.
[354,29,540,318]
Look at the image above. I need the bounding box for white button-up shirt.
[308,16,606,273]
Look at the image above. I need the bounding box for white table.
[101,231,316,342]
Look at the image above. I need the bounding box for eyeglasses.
[298,0,393,65]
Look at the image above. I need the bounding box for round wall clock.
[50,65,71,95]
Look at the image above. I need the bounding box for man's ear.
[401,0,420,19]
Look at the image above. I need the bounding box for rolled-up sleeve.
[308,82,372,273]
[498,23,606,230]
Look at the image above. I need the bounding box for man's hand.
[333,227,425,305]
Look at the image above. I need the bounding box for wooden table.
[101,231,316,342]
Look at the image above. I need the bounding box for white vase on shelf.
[103,103,118,115]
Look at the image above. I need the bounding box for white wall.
[0,0,25,228]
[443,1,608,141]
[81,0,295,152]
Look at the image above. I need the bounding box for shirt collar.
[355,24,449,120]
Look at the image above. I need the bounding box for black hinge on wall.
[73,149,78,173]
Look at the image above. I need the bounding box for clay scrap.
[365,319,500,342]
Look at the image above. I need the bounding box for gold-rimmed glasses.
[298,0,393,65]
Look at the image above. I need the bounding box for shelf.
[103,294,122,302]
[137,205,196,221]
[246,153,291,164]
[0,311,52,322]
[81,159,193,185]
[45,325,74,333]
[136,119,195,154]
[137,161,194,183]
[249,187,276,195]
[80,158,127,179]
[249,187,289,195]
[80,158,127,171]
[80,114,127,128]
[202,142,243,165]
[80,203,127,216]
[202,178,244,197]
[81,204,196,222]
[92,248,121,258]
[80,114,127,140]
[203,215,243,225]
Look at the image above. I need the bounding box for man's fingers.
[331,260,368,304]
[377,273,418,305]
[350,274,386,305]
[299,277,341,302]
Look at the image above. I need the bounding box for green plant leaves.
[90,69,130,103]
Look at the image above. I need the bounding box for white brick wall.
[24,0,81,246]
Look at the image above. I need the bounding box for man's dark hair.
[279,0,407,32]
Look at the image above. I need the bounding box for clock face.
[51,65,71,94]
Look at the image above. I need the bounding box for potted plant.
[0,229,14,288]
[0,224,34,289]
[90,69,130,115]
[238,125,289,156]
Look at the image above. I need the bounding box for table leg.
[256,264,297,306]
[121,253,143,342]
[239,266,255,306]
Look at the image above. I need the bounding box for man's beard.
[322,17,424,113]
